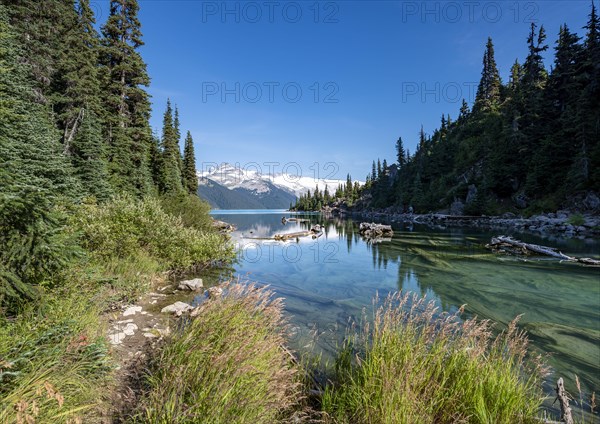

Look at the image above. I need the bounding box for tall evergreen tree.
[458,99,470,121]
[395,137,406,168]
[174,105,184,174]
[160,100,184,193]
[100,0,153,195]
[53,0,102,153]
[473,37,502,113]
[182,131,198,195]
[57,0,112,199]
[523,23,549,90]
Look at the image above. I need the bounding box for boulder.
[161,301,193,316]
[178,278,203,291]
[583,192,600,210]
[359,222,394,238]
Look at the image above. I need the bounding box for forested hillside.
[374,10,600,214]
[0,0,206,308]
[302,5,599,215]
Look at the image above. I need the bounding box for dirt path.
[103,283,199,421]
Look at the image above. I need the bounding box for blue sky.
[95,1,592,181]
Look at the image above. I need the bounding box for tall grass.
[0,288,112,423]
[321,292,546,424]
[130,283,304,424]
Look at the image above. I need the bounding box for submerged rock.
[161,301,193,316]
[178,278,203,291]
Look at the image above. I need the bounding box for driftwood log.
[281,217,309,224]
[487,236,600,266]
[274,225,322,241]
[555,377,574,424]
[359,222,394,239]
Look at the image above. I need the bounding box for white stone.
[123,306,143,316]
[178,278,204,291]
[161,301,193,315]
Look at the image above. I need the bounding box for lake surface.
[208,209,600,402]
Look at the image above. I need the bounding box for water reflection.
[210,210,600,398]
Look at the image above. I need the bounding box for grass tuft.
[321,292,546,424]
[129,283,304,424]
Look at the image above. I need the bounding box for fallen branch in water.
[274,225,323,241]
[486,236,600,266]
[554,377,574,424]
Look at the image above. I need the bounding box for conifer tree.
[100,0,153,195]
[54,0,102,153]
[182,131,198,194]
[160,100,184,193]
[458,99,470,121]
[395,137,406,168]
[523,24,549,90]
[174,106,184,174]
[473,37,502,114]
[57,0,112,199]
[149,131,164,189]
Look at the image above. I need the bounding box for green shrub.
[72,195,233,271]
[567,213,585,226]
[160,193,214,232]
[130,283,304,423]
[322,292,545,424]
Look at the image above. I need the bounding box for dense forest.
[293,174,361,211]
[299,4,600,215]
[0,0,204,309]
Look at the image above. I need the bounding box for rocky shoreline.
[323,207,600,239]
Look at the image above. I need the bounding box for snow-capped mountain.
[198,162,352,198]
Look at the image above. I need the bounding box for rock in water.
[359,222,394,239]
[161,301,193,316]
[178,278,203,291]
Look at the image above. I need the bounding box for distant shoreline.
[322,207,600,239]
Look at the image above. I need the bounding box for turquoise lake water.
[208,209,600,407]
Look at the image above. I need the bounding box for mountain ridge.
[197,162,356,209]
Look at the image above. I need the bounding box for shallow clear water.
[209,209,600,401]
